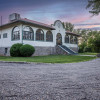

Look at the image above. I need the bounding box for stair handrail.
[58,45,71,54]
[63,45,77,54]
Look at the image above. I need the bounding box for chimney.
[9,13,21,22]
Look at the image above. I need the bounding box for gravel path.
[0,58,100,100]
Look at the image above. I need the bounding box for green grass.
[0,55,96,63]
[79,52,98,55]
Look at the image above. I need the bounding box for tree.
[63,22,74,32]
[94,36,100,52]
[87,0,100,15]
[87,31,100,52]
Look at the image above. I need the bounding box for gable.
[54,20,64,29]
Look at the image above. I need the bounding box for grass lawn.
[79,52,98,55]
[0,55,96,63]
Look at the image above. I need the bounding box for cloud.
[0,0,100,30]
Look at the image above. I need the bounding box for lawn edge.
[0,57,97,64]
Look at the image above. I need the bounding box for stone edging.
[0,61,30,64]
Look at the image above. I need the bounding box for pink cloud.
[87,25,100,28]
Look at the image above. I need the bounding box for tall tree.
[63,22,74,32]
[87,0,100,15]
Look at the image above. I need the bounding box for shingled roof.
[0,18,55,30]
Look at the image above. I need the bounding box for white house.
[0,13,79,56]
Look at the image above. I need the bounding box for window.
[46,31,53,42]
[36,29,44,41]
[0,34,1,39]
[23,26,34,40]
[12,26,20,40]
[3,33,7,38]
[65,34,69,43]
[70,35,73,44]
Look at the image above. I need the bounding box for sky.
[0,0,100,29]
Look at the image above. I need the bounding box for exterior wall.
[55,46,67,55]
[33,46,56,56]
[22,25,55,47]
[0,24,23,47]
[0,46,56,56]
[52,20,79,53]
[52,21,65,45]
[0,47,10,56]
[0,20,79,56]
[0,24,56,48]
[69,47,79,53]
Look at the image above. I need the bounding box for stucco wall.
[0,24,57,48]
[0,24,22,47]
[0,20,79,56]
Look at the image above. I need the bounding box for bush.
[78,42,87,53]
[83,46,92,52]
[78,47,83,53]
[20,44,35,57]
[10,43,23,57]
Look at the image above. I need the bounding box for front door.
[56,33,62,45]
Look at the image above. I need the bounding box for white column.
[69,35,71,44]
[44,30,46,42]
[20,24,23,44]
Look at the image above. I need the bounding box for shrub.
[83,46,92,52]
[10,43,23,57]
[78,47,83,53]
[78,42,87,53]
[20,44,35,57]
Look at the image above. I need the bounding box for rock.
[96,53,100,57]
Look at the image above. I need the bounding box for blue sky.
[0,0,100,29]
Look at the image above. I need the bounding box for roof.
[66,31,80,37]
[0,18,55,30]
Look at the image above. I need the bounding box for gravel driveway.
[0,58,100,100]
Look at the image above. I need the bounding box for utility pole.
[0,16,2,47]
[0,16,2,26]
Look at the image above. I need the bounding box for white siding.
[0,20,78,49]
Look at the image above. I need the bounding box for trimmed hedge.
[20,44,35,57]
[10,43,23,57]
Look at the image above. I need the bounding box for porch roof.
[66,31,80,37]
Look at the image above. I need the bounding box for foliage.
[83,46,92,52]
[93,37,100,52]
[62,22,74,32]
[79,42,87,53]
[62,22,65,28]
[87,32,100,52]
[20,44,35,57]
[86,0,100,15]
[77,29,100,53]
[10,43,23,57]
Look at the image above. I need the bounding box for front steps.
[56,45,78,55]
